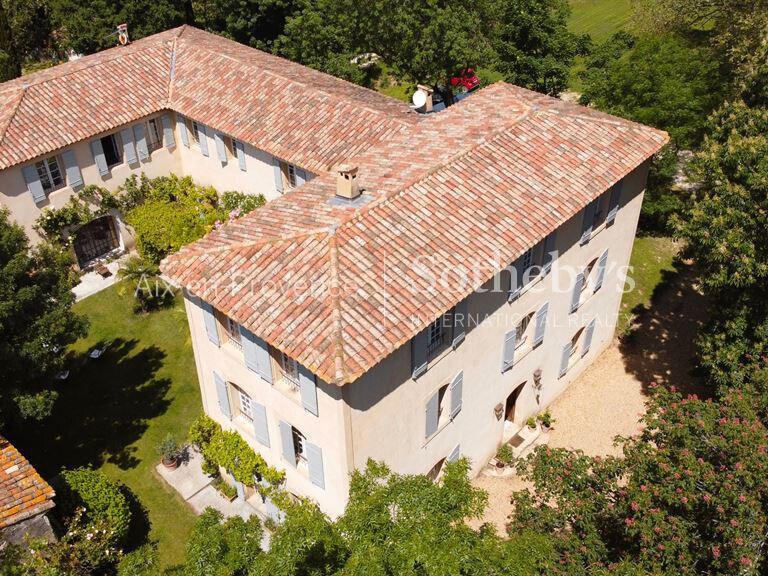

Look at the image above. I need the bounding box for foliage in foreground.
[0,208,87,426]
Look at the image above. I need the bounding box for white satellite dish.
[412,89,427,108]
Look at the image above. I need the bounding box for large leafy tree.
[580,33,725,148]
[511,387,768,575]
[0,208,87,425]
[0,0,20,80]
[184,508,263,576]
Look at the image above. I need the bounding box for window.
[593,191,611,229]
[426,457,446,482]
[35,156,64,193]
[280,161,298,188]
[281,353,299,389]
[437,383,449,424]
[291,426,307,464]
[427,316,449,357]
[100,134,122,167]
[515,312,534,349]
[191,120,202,145]
[224,317,242,350]
[229,138,240,157]
[238,388,253,421]
[570,331,581,357]
[146,118,162,152]
[521,248,532,270]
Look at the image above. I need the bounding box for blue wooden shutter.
[178,115,189,147]
[279,421,296,466]
[580,199,598,245]
[606,181,622,224]
[582,319,596,356]
[61,150,83,190]
[230,472,245,500]
[559,342,571,377]
[295,168,307,187]
[162,114,176,149]
[200,300,220,345]
[255,339,273,383]
[501,329,516,372]
[234,141,247,171]
[252,401,270,447]
[213,371,231,419]
[447,444,460,462]
[133,124,149,161]
[307,442,325,488]
[90,139,109,176]
[272,156,284,194]
[543,230,557,274]
[120,127,138,165]
[198,124,209,157]
[241,327,272,383]
[533,302,548,348]
[450,370,463,419]
[214,132,227,163]
[425,390,439,438]
[21,164,46,203]
[594,250,609,293]
[570,272,584,312]
[299,364,318,416]
[411,326,429,379]
[452,298,468,347]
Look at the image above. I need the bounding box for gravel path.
[470,262,707,534]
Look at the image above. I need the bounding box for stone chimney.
[336,164,360,200]
[417,84,434,113]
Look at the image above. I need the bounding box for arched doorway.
[73,215,119,268]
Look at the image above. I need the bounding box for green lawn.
[568,0,633,41]
[619,236,681,335]
[14,281,200,568]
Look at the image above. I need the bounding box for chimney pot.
[336,164,360,200]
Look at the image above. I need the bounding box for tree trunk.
[0,0,20,81]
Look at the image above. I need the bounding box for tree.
[492,0,580,95]
[3,0,56,63]
[580,33,726,148]
[184,508,263,576]
[0,0,20,80]
[510,387,768,575]
[0,208,87,426]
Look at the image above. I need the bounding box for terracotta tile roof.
[161,82,669,385]
[0,26,418,172]
[0,437,55,529]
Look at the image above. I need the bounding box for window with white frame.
[224,317,242,350]
[281,352,299,388]
[35,156,64,193]
[146,118,162,152]
[238,388,253,421]
[229,137,240,158]
[426,457,446,482]
[427,315,449,358]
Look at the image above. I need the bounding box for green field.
[14,282,201,568]
[568,0,633,41]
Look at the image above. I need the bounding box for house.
[160,62,667,515]
[0,26,417,267]
[0,437,56,547]
[0,25,667,519]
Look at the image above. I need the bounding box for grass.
[568,0,633,41]
[13,281,201,568]
[619,236,681,335]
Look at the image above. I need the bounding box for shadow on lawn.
[619,258,711,399]
[12,337,171,476]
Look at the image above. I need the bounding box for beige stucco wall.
[0,111,293,245]
[182,291,352,518]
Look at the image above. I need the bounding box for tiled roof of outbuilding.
[161,82,668,385]
[0,26,418,172]
[0,437,55,529]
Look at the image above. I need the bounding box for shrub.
[118,255,175,313]
[117,542,157,576]
[58,467,132,545]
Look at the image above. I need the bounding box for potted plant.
[526,416,537,430]
[537,410,555,431]
[157,433,181,469]
[495,443,514,469]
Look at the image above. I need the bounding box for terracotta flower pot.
[162,457,179,470]
[495,460,506,470]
